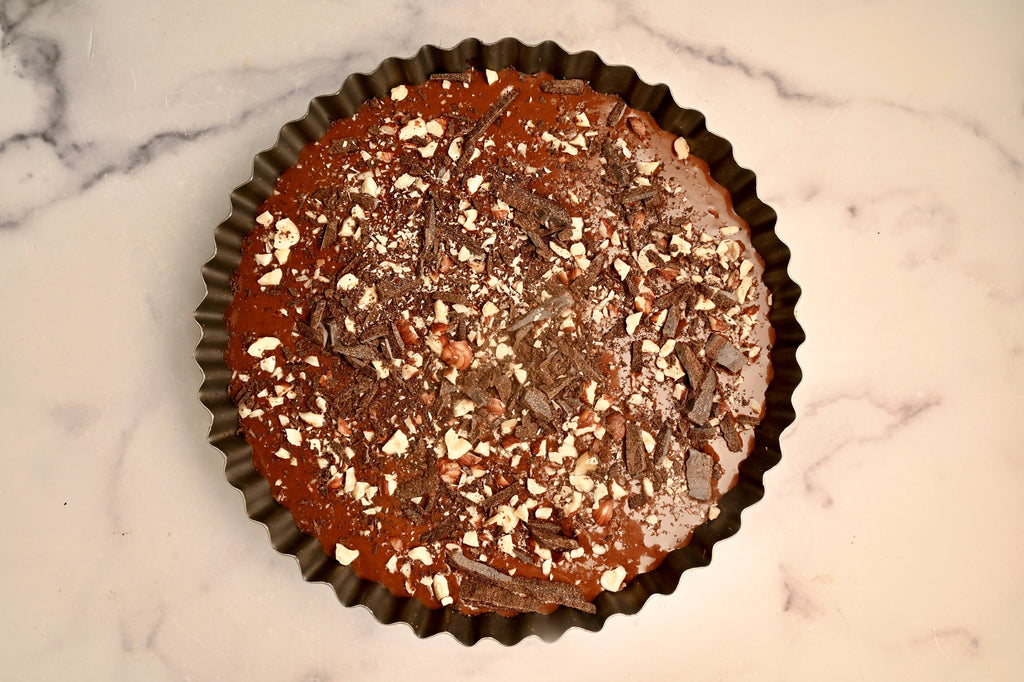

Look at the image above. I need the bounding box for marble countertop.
[2,0,1022,679]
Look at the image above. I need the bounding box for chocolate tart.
[195,37,803,644]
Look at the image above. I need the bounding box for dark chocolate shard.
[328,137,359,154]
[526,522,579,552]
[389,320,406,353]
[654,425,672,466]
[607,100,626,127]
[377,278,419,302]
[332,343,378,362]
[460,576,544,613]
[456,86,520,171]
[507,289,574,331]
[554,337,603,382]
[674,342,704,389]
[360,324,389,342]
[571,252,607,295]
[630,340,643,375]
[654,282,695,311]
[438,224,485,257]
[420,199,438,264]
[601,141,634,186]
[662,305,680,338]
[720,412,742,452]
[651,221,685,235]
[447,551,516,586]
[685,449,714,501]
[704,333,746,373]
[420,512,461,544]
[320,219,338,250]
[496,182,572,228]
[616,186,659,206]
[625,422,647,475]
[309,299,327,328]
[348,191,378,211]
[627,491,648,509]
[686,368,718,425]
[510,575,596,614]
[433,290,472,307]
[430,71,472,83]
[527,231,556,260]
[540,79,585,95]
[689,425,718,443]
[480,482,525,512]
[494,374,513,403]
[297,321,328,348]
[521,387,554,422]
[705,286,738,310]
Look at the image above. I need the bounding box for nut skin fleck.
[604,413,626,441]
[440,340,473,370]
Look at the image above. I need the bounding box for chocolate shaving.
[389,320,406,353]
[627,491,648,509]
[704,333,746,373]
[686,367,718,425]
[625,422,647,475]
[720,412,742,452]
[430,71,471,83]
[337,254,366,279]
[456,86,520,171]
[450,554,596,614]
[685,449,714,501]
[540,79,585,95]
[607,100,626,126]
[400,499,425,523]
[438,224,484,257]
[480,482,525,512]
[494,374,513,403]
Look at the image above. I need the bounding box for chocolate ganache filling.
[225,68,773,615]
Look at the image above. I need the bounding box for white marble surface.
[2,0,1022,678]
